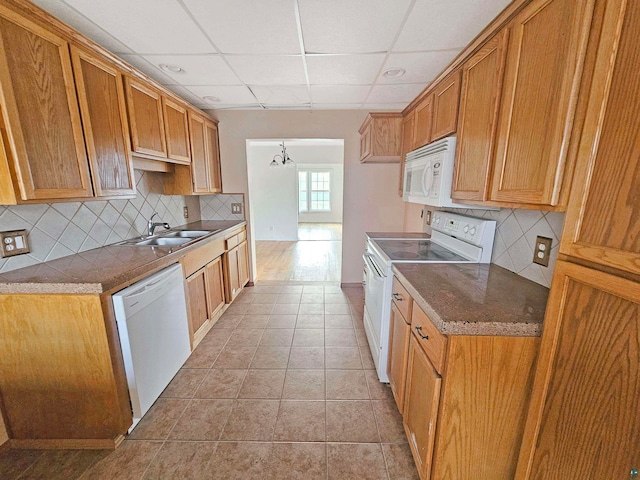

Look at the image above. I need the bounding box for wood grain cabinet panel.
[237,240,250,288]
[515,262,640,479]
[358,113,403,163]
[205,120,222,193]
[388,303,411,414]
[398,111,416,196]
[0,6,92,200]
[205,256,225,319]
[124,77,167,158]
[71,47,135,197]
[452,30,508,202]
[225,246,240,302]
[490,0,595,206]
[412,95,433,149]
[186,268,208,337]
[431,69,462,141]
[403,333,442,480]
[188,112,209,193]
[560,0,640,276]
[162,98,190,164]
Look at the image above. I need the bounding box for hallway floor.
[0,284,419,480]
[255,224,342,282]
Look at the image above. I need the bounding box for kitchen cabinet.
[223,227,249,302]
[398,110,416,196]
[412,94,433,150]
[0,5,93,201]
[358,112,403,163]
[430,69,462,141]
[452,30,508,202]
[388,303,411,414]
[391,278,539,480]
[515,1,640,478]
[124,77,167,159]
[181,235,226,348]
[489,0,595,206]
[164,113,222,195]
[71,47,135,197]
[162,97,191,164]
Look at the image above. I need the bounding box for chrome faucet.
[147,212,170,237]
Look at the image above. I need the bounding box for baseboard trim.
[340,282,364,288]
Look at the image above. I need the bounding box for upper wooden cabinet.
[412,94,433,150]
[71,47,135,197]
[205,120,222,193]
[0,6,92,201]
[398,110,416,196]
[452,30,509,202]
[162,98,190,164]
[489,0,596,206]
[359,112,403,163]
[560,0,640,277]
[431,69,462,141]
[187,112,210,194]
[124,77,167,158]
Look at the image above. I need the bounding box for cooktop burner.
[374,239,468,262]
[389,251,422,259]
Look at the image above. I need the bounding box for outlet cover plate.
[0,230,30,258]
[533,236,552,267]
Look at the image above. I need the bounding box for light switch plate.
[0,230,30,258]
[231,203,243,214]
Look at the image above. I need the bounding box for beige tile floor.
[0,284,419,480]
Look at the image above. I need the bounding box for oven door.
[363,252,386,342]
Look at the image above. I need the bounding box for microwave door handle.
[421,161,432,196]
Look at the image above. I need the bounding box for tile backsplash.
[0,170,200,273]
[200,194,245,221]
[444,208,565,288]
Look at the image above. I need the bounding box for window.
[299,170,331,212]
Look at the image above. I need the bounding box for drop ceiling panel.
[312,104,364,110]
[306,54,385,85]
[379,51,460,84]
[394,0,511,52]
[311,85,371,104]
[250,86,310,105]
[226,56,307,85]
[141,54,240,86]
[186,85,258,105]
[64,0,214,54]
[182,0,300,54]
[119,54,176,85]
[299,0,413,53]
[30,0,133,54]
[366,84,425,104]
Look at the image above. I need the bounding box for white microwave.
[402,136,458,207]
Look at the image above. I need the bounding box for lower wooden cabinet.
[184,256,225,348]
[404,333,442,480]
[388,302,411,413]
[205,257,225,318]
[225,239,249,302]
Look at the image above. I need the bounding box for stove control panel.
[432,212,495,246]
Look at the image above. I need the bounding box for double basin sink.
[117,229,221,248]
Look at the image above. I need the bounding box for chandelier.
[269,141,294,167]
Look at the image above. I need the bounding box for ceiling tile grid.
[30,0,514,110]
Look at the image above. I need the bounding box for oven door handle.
[363,253,385,280]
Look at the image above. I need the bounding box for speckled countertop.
[0,220,245,295]
[393,263,549,337]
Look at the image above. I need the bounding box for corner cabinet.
[359,113,403,163]
[0,6,93,201]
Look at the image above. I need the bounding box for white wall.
[211,110,405,284]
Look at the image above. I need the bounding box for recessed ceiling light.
[382,68,406,79]
[159,63,185,74]
[203,96,222,104]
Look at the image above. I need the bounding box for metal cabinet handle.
[415,326,429,340]
[392,293,403,301]
[631,468,638,480]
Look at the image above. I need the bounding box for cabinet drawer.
[411,303,447,374]
[225,228,246,250]
[392,277,412,323]
[181,237,224,277]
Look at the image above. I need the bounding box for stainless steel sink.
[163,230,215,238]
[134,237,192,247]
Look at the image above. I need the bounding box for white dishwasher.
[112,263,191,431]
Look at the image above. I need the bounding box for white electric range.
[363,212,497,382]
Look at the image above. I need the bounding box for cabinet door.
[237,240,249,287]
[162,98,190,164]
[226,246,240,301]
[431,70,461,141]
[404,334,442,480]
[560,0,640,276]
[188,112,210,194]
[388,303,410,414]
[360,122,372,161]
[204,256,225,318]
[452,31,508,202]
[0,7,92,200]
[413,95,433,149]
[399,111,416,196]
[71,47,134,197]
[490,0,595,205]
[186,268,209,338]
[124,77,167,158]
[205,121,222,193]
[515,261,640,479]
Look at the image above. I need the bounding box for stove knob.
[470,227,477,236]
[463,225,469,233]
[434,216,440,225]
